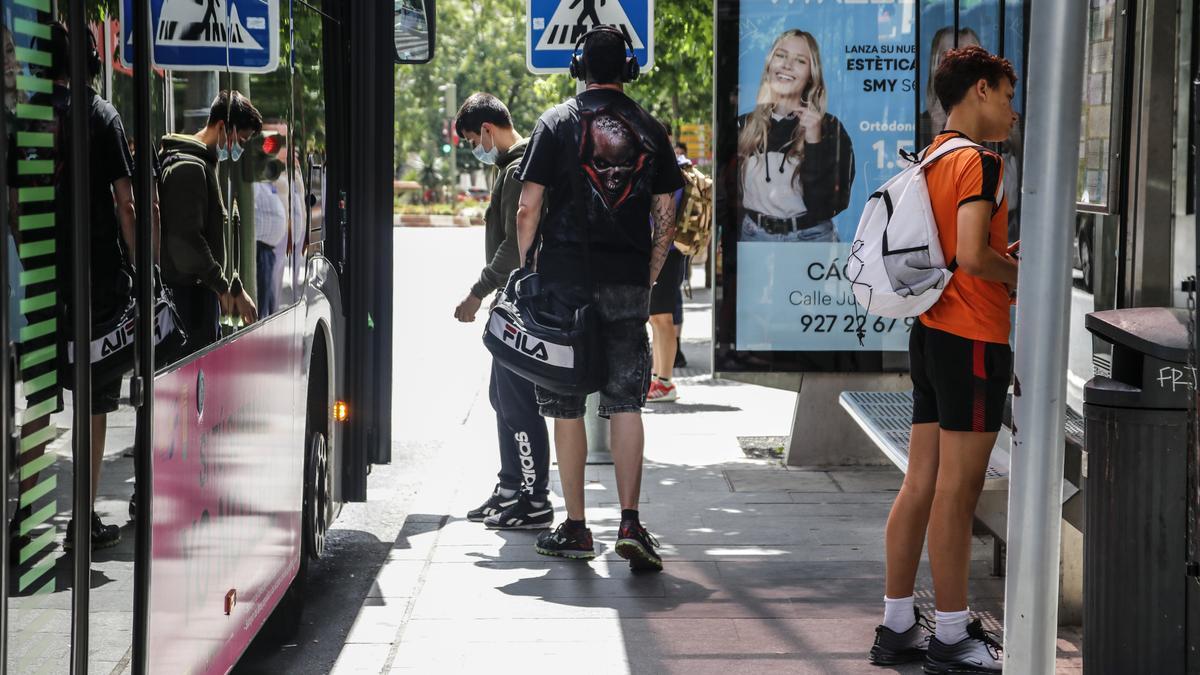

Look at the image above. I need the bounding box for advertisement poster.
[721,0,1025,363]
[734,1,917,352]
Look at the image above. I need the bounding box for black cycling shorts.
[649,248,684,316]
[910,320,1012,433]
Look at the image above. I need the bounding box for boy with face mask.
[452,94,552,530]
[158,90,262,352]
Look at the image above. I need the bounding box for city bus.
[0,0,432,672]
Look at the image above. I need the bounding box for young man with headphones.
[514,25,685,571]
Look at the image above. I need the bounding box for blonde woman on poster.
[737,29,854,243]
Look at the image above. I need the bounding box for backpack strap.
[916,137,979,169]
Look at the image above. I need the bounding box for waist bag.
[847,137,999,319]
[63,269,188,390]
[483,268,606,396]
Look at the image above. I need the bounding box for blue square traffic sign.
[120,0,279,73]
[526,0,654,75]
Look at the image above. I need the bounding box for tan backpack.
[673,164,713,257]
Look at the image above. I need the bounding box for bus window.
[240,11,294,319]
[394,0,435,64]
[293,0,328,276]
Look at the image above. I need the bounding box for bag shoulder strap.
[917,137,1005,205]
[917,137,979,168]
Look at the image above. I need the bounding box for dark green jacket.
[471,137,528,299]
[158,134,230,295]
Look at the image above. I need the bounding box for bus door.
[0,0,153,671]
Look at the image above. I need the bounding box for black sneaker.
[534,522,596,560]
[484,494,554,530]
[467,485,518,522]
[923,619,1003,673]
[615,520,663,572]
[674,339,688,368]
[64,513,121,551]
[869,607,933,665]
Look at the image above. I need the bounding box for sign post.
[120,0,279,73]
[526,0,654,75]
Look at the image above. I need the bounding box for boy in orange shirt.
[869,46,1018,674]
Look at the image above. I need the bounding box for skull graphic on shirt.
[580,109,649,210]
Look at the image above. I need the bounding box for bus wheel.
[303,430,331,559]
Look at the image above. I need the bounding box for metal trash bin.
[1083,307,1191,674]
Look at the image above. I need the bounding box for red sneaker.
[647,379,678,403]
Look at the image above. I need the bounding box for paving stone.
[723,469,841,493]
[367,560,428,599]
[344,601,410,644]
[330,643,393,674]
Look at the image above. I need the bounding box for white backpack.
[847,138,1001,319]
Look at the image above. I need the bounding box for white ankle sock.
[935,608,970,644]
[496,487,517,499]
[882,595,915,632]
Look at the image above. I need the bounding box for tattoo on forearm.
[648,195,677,283]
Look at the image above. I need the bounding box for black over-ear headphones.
[569,25,639,83]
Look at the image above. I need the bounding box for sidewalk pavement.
[333,274,1084,674]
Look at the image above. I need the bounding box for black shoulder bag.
[482,98,607,396]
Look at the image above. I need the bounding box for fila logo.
[500,322,550,362]
[488,312,574,368]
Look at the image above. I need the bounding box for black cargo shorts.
[534,283,651,419]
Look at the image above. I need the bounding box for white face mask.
[216,126,244,162]
[472,127,499,165]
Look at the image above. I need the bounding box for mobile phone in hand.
[1007,240,1020,260]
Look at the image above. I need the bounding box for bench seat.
[839,390,1083,575]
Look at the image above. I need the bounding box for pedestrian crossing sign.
[527,0,654,75]
[119,0,279,73]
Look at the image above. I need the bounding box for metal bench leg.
[992,536,1006,577]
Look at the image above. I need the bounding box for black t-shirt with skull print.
[517,89,684,287]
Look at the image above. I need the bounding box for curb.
[395,214,483,228]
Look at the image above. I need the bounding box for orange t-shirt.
[919,131,1011,344]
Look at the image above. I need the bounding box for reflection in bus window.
[1077,0,1117,210]
[294,1,328,268]
[245,7,296,316]
[158,90,264,357]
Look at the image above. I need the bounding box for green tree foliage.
[394,0,712,178]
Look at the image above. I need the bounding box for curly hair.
[933,45,1017,112]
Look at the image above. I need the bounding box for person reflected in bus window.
[41,23,141,550]
[451,93,554,530]
[736,29,854,243]
[253,158,287,317]
[158,90,261,353]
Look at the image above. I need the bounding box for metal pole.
[131,0,155,670]
[572,78,610,459]
[67,0,94,671]
[1003,1,1088,672]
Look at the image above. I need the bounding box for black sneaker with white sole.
[615,520,663,572]
[467,485,518,522]
[923,619,1003,674]
[64,513,122,551]
[484,494,554,530]
[534,523,596,560]
[869,607,933,665]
